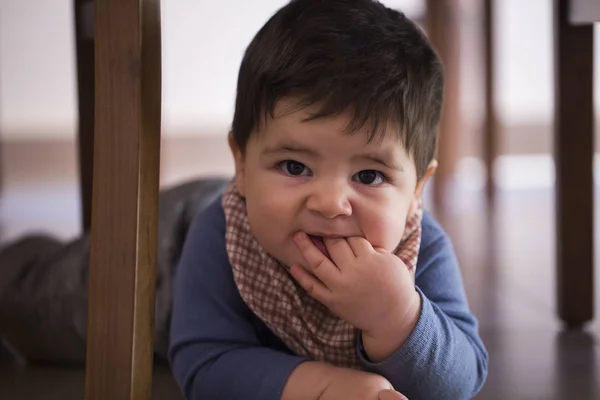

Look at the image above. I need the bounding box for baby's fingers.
[290,264,332,305]
[294,232,341,286]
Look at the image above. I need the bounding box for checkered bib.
[222,180,422,368]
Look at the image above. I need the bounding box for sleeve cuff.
[356,287,436,371]
[271,355,311,399]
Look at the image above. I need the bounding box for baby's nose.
[306,183,352,219]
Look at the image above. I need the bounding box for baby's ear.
[228,133,247,197]
[413,159,438,201]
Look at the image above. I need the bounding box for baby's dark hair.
[231,0,444,179]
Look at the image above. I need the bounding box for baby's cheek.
[248,190,293,231]
[258,193,288,218]
[364,213,407,252]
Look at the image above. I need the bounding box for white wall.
[0,0,598,140]
[0,0,78,139]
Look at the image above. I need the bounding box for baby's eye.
[279,160,310,176]
[353,170,385,185]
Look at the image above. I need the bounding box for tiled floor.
[0,141,599,399]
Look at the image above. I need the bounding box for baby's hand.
[378,389,410,400]
[320,368,407,400]
[290,233,421,361]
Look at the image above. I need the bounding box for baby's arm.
[168,201,350,399]
[356,213,489,400]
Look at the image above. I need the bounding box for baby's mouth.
[308,235,330,258]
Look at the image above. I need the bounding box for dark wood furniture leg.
[84,0,162,398]
[554,0,594,329]
[73,0,95,232]
[426,0,461,208]
[483,0,497,203]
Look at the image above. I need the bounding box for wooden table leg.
[553,0,594,329]
[426,0,461,208]
[73,0,95,232]
[84,0,162,398]
[483,0,497,203]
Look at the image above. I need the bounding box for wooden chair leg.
[73,0,95,232]
[426,0,461,208]
[553,0,594,329]
[483,0,497,203]
[84,0,162,398]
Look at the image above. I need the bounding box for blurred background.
[0,0,598,239]
[0,0,599,398]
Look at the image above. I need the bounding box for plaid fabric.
[222,180,423,369]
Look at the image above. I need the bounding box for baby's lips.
[304,235,329,258]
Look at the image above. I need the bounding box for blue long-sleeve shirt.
[168,197,488,399]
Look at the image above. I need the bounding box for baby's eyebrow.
[261,144,319,158]
[354,153,404,172]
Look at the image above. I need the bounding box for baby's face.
[230,101,433,267]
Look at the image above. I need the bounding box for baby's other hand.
[320,368,403,400]
[378,389,409,400]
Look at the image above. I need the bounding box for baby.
[168,1,488,399]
